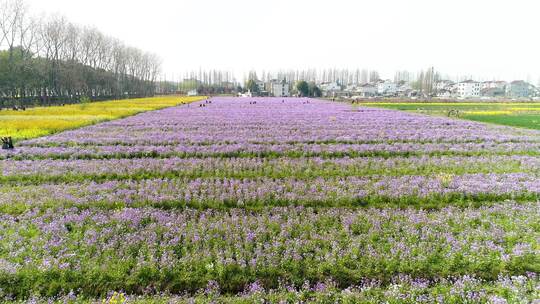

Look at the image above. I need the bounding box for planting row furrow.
[3,174,540,213]
[1,155,537,185]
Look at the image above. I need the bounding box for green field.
[360,102,540,130]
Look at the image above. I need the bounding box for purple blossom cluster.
[2,154,539,178]
[0,204,538,299]
[0,173,540,208]
[6,141,540,160]
[1,97,539,300]
[4,98,540,160]
[18,99,540,147]
[2,173,540,210]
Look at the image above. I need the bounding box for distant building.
[187,89,198,96]
[506,80,532,98]
[320,82,342,97]
[270,79,290,97]
[357,83,377,97]
[533,85,540,97]
[436,80,455,91]
[457,80,481,98]
[396,83,413,97]
[255,81,266,92]
[481,81,506,90]
[345,84,357,92]
[436,89,454,98]
[377,80,397,95]
[480,87,505,98]
[435,80,457,98]
[320,82,342,91]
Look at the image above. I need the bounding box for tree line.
[248,69,381,87]
[0,0,161,107]
[152,70,241,96]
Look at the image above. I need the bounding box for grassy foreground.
[0,96,205,141]
[360,102,540,130]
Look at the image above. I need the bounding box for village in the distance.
[246,78,540,100]
[164,69,540,101]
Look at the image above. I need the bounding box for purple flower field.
[1,97,539,302]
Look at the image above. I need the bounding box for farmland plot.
[0,97,538,303]
[361,102,540,130]
[0,96,203,141]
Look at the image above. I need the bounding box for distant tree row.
[243,68,458,97]
[0,0,161,106]
[177,70,239,95]
[247,69,382,87]
[152,70,240,96]
[295,80,321,97]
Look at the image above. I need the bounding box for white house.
[457,80,481,98]
[436,89,454,98]
[396,83,412,96]
[320,82,342,97]
[187,89,198,96]
[481,81,506,90]
[377,80,397,95]
[435,81,457,98]
[345,84,357,92]
[436,80,455,91]
[357,83,377,97]
[320,82,342,92]
[270,79,290,97]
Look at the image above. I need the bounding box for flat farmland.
[361,102,540,130]
[0,96,204,141]
[1,97,539,303]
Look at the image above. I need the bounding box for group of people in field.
[0,106,26,111]
[1,137,14,149]
[198,99,213,107]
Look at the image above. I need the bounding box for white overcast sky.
[27,0,540,83]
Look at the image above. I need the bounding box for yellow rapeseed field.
[0,95,205,141]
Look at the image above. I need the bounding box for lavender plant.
[0,98,538,301]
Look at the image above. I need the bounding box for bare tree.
[0,0,161,105]
[0,0,25,56]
